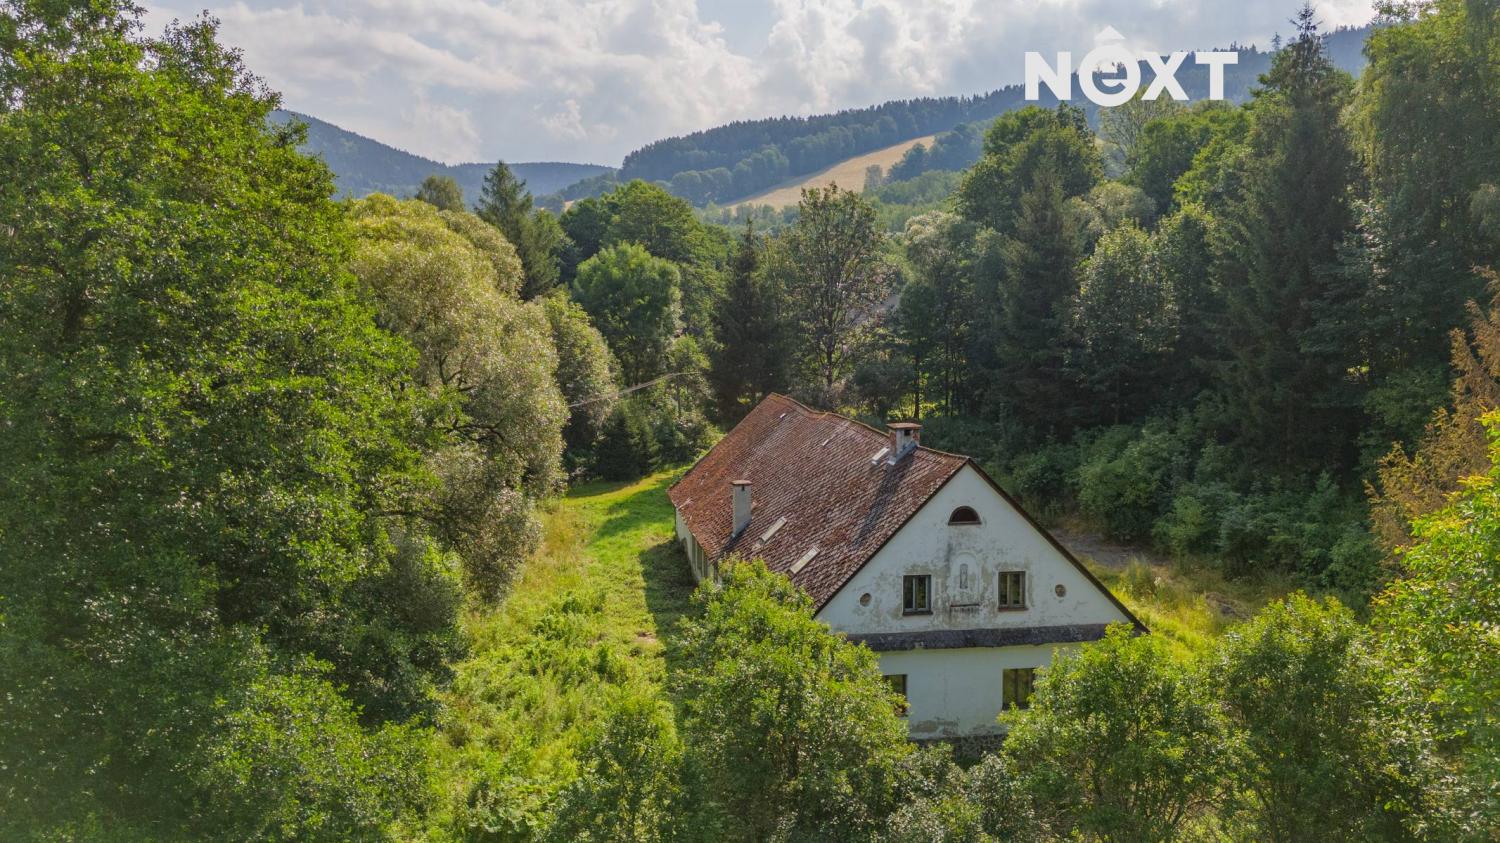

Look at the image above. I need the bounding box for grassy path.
[426,469,697,838]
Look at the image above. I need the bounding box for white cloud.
[144,0,1376,165]
[406,98,482,162]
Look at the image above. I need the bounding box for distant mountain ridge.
[280,24,1373,208]
[271,110,612,202]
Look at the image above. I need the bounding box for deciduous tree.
[0,6,451,835]
[1001,626,1229,843]
[1072,224,1174,424]
[958,104,1101,235]
[416,173,465,211]
[543,294,621,453]
[673,561,912,841]
[347,195,567,597]
[573,242,682,385]
[1214,594,1431,841]
[1375,418,1500,834]
[782,185,890,400]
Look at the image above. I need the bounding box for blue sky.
[143,0,1376,166]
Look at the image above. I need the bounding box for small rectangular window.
[902,574,931,615]
[884,674,909,715]
[998,571,1026,609]
[1004,667,1036,710]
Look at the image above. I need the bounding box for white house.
[668,394,1144,740]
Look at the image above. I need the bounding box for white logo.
[1025,27,1238,106]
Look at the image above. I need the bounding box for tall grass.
[1088,556,1294,661]
[422,469,697,840]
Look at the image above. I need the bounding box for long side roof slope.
[669,393,966,608]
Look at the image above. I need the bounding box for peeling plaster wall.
[817,465,1129,633]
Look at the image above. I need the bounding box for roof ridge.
[763,392,970,464]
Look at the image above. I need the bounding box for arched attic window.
[948,506,981,525]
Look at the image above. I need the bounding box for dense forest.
[563,26,1368,207]
[2,0,1498,841]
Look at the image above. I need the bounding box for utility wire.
[567,371,693,408]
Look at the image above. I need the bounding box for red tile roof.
[668,394,967,609]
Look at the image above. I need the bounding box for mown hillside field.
[729,134,937,210]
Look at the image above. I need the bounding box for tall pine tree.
[1212,7,1361,472]
[477,161,562,299]
[710,223,786,420]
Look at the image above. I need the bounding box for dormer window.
[948,506,981,525]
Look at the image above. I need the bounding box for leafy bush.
[1211,477,1381,589]
[1152,482,1235,557]
[1075,424,1188,542]
[1006,441,1083,515]
[1000,626,1230,843]
[544,694,684,843]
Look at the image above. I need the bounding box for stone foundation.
[915,732,1008,764]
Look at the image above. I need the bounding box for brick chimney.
[888,421,921,460]
[731,479,752,537]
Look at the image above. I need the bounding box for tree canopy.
[0,5,455,835]
[572,242,683,386]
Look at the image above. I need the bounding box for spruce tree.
[477,161,561,298]
[1212,7,1361,472]
[709,223,786,420]
[990,164,1085,432]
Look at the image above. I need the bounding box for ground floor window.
[1003,667,1035,709]
[884,674,909,715]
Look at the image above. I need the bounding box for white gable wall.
[815,463,1133,739]
[817,463,1130,634]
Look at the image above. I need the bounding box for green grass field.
[1087,558,1292,661]
[424,469,696,839]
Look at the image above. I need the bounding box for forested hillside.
[281,26,1371,211]
[3,1,1498,841]
[271,110,611,200]
[572,26,1371,206]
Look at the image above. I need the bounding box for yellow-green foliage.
[1088,558,1292,661]
[423,470,696,840]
